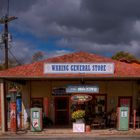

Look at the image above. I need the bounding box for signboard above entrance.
[71,94,93,103]
[66,85,99,93]
[44,63,114,74]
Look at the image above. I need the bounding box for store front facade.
[28,80,137,126]
[0,52,140,131]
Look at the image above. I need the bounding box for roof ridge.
[0,51,140,78]
[45,51,116,63]
[0,51,137,71]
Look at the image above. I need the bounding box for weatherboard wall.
[28,80,137,124]
[0,79,138,129]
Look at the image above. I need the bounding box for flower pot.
[85,125,91,132]
[76,118,85,123]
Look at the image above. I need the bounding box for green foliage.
[0,64,4,70]
[8,58,20,67]
[0,58,21,70]
[72,110,85,120]
[112,51,139,62]
[32,51,44,62]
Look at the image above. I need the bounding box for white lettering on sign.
[33,111,39,118]
[66,85,99,93]
[71,94,93,102]
[44,63,114,74]
[121,111,127,118]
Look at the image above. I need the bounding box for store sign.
[71,94,93,102]
[66,85,99,93]
[52,87,71,96]
[44,63,114,74]
[73,123,85,132]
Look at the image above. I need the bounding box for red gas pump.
[10,102,17,132]
[9,87,17,133]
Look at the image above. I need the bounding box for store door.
[55,97,69,125]
[118,96,132,113]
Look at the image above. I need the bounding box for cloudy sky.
[1,0,140,64]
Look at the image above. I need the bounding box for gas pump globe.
[9,87,17,132]
[9,87,17,102]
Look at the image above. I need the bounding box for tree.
[0,58,21,71]
[112,51,140,63]
[0,64,4,70]
[31,51,45,62]
[8,58,20,67]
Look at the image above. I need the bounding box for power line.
[8,49,22,66]
[8,44,22,65]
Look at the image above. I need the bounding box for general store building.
[0,52,140,132]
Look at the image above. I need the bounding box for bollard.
[133,109,136,130]
[85,125,91,132]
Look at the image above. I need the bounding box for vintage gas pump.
[16,97,22,129]
[30,108,42,132]
[9,87,17,132]
[117,106,130,131]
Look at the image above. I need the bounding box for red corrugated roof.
[0,52,140,78]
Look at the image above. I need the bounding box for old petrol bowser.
[30,108,43,132]
[117,106,130,131]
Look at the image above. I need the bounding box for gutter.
[0,76,140,81]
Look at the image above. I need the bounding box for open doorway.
[55,97,69,125]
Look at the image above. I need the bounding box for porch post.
[132,81,137,110]
[1,82,6,132]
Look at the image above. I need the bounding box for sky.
[1,0,140,64]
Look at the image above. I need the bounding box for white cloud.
[8,39,37,63]
[45,50,72,58]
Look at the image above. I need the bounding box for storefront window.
[31,98,43,108]
[71,94,106,118]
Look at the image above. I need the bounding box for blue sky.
[1,0,140,64]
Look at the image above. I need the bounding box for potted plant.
[72,110,86,132]
[72,110,85,123]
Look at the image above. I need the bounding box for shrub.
[72,110,85,120]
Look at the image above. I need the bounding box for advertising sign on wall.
[44,63,114,74]
[66,85,99,93]
[73,123,85,132]
[71,94,93,103]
